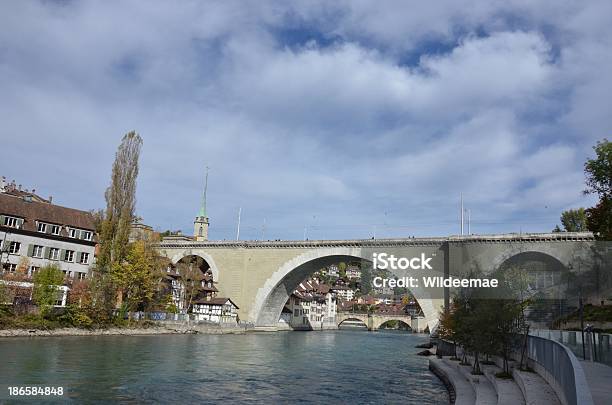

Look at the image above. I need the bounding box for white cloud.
[0,1,608,239]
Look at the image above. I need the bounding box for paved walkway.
[580,361,612,405]
[512,369,560,405]
[452,360,497,405]
[480,363,525,405]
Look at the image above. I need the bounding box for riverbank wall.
[0,323,250,337]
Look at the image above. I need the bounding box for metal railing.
[526,334,594,405]
[531,329,612,367]
[432,334,595,405]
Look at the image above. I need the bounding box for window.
[2,263,17,272]
[64,250,75,262]
[68,228,77,238]
[51,225,61,235]
[49,248,60,260]
[82,231,92,241]
[9,241,20,254]
[37,222,47,233]
[33,245,44,258]
[77,272,86,280]
[3,216,21,228]
[80,252,89,264]
[29,266,39,275]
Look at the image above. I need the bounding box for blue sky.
[1,1,610,240]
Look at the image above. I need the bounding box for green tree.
[338,262,347,278]
[360,262,373,295]
[584,139,612,240]
[584,138,611,198]
[32,265,64,317]
[559,208,588,232]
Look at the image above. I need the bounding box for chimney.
[49,196,53,204]
[18,184,22,191]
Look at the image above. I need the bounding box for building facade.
[0,191,96,281]
[345,265,361,280]
[192,298,239,324]
[283,278,337,330]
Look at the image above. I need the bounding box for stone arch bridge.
[157,232,603,332]
[336,312,426,332]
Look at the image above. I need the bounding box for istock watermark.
[371,251,499,289]
[372,252,433,270]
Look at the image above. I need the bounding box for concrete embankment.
[429,354,564,405]
[429,357,476,405]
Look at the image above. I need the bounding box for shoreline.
[0,325,248,337]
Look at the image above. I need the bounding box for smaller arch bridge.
[337,312,427,332]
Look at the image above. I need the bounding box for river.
[0,330,448,403]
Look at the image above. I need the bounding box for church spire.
[198,166,209,218]
[194,166,210,241]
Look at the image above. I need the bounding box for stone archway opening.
[498,251,569,327]
[175,255,212,279]
[338,317,369,329]
[378,319,412,331]
[172,255,215,314]
[258,254,360,328]
[253,250,441,331]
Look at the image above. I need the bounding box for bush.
[58,306,93,328]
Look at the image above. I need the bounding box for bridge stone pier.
[157,232,606,332]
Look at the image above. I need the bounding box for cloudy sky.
[1,1,610,240]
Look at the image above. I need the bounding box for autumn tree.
[118,241,159,313]
[438,304,459,359]
[96,131,143,308]
[32,265,64,317]
[15,257,31,277]
[584,139,612,240]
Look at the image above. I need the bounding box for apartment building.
[284,278,337,330]
[0,189,96,280]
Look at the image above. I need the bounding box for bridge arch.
[376,319,412,330]
[169,250,220,282]
[497,250,569,290]
[338,317,368,329]
[492,248,568,274]
[251,247,442,331]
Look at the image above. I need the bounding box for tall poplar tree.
[97,131,143,306]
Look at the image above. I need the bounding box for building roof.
[0,193,96,232]
[199,284,218,292]
[193,297,239,308]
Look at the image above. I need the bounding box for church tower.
[194,167,210,241]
